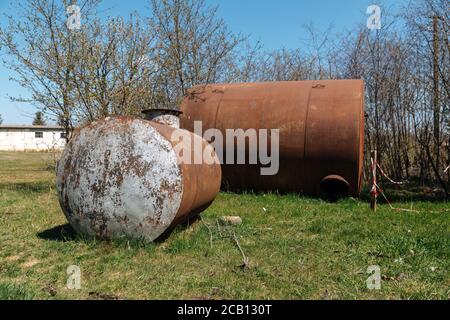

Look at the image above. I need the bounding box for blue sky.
[0,0,407,124]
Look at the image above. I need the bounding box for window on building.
[35,132,43,138]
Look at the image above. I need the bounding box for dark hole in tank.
[320,175,350,202]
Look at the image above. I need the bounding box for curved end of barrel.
[320,175,350,202]
[357,79,366,196]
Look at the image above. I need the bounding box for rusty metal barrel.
[180,80,365,198]
[56,116,221,241]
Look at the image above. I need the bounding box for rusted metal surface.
[56,116,221,241]
[180,80,365,197]
[142,109,182,128]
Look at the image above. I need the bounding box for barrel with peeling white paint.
[142,109,181,128]
[149,114,180,129]
[56,117,187,241]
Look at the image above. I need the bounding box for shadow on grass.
[360,183,448,203]
[224,182,449,203]
[155,214,202,243]
[36,217,201,245]
[220,187,323,202]
[37,224,77,242]
[0,181,55,194]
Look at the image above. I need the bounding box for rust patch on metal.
[56,116,221,242]
[180,80,365,197]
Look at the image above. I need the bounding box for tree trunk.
[432,16,441,172]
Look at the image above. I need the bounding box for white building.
[0,125,66,151]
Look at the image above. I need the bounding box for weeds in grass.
[0,152,448,299]
[0,283,35,300]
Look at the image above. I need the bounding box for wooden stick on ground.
[232,231,249,269]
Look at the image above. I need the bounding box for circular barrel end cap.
[320,175,350,202]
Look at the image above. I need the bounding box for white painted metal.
[142,110,181,128]
[149,114,180,128]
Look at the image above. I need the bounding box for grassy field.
[0,151,448,300]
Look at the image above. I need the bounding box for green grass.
[0,151,448,300]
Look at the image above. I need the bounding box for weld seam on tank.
[213,86,225,131]
[357,80,365,192]
[303,82,315,193]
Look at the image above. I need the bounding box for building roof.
[0,125,64,130]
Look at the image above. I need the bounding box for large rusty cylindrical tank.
[56,116,221,241]
[180,80,365,198]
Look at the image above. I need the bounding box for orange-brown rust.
[180,80,365,197]
[149,122,222,227]
[57,116,221,241]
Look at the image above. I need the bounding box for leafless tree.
[0,0,448,194]
[70,14,158,121]
[403,0,449,193]
[0,0,102,138]
[148,0,244,108]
